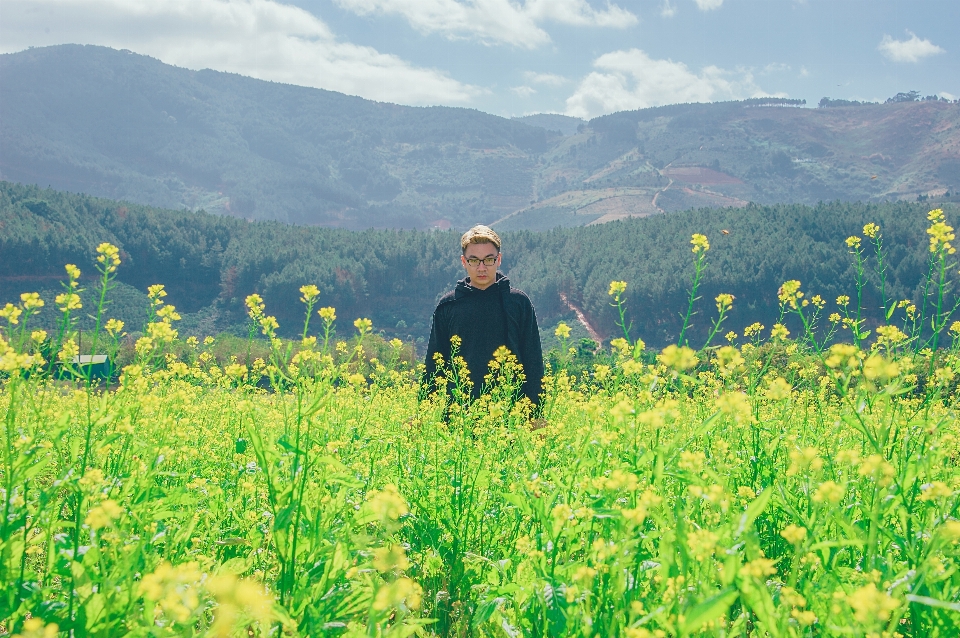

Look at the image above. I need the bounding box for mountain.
[2,45,959,231]
[0,45,550,230]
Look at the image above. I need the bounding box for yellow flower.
[555,322,572,339]
[12,618,59,638]
[770,323,790,340]
[157,305,181,323]
[96,242,121,272]
[135,336,154,356]
[31,330,48,344]
[572,565,596,583]
[714,345,744,376]
[836,295,850,307]
[138,562,204,623]
[926,210,956,254]
[765,377,792,400]
[20,292,44,311]
[366,484,409,522]
[812,480,845,504]
[318,306,337,322]
[938,520,960,542]
[372,577,422,611]
[791,609,817,626]
[919,481,952,502]
[825,343,860,369]
[54,292,82,312]
[65,264,81,281]
[686,528,720,560]
[690,233,710,253]
[787,447,823,476]
[259,315,279,335]
[58,339,79,363]
[659,344,698,370]
[846,583,900,625]
[777,280,803,308]
[0,303,22,324]
[85,499,123,530]
[147,321,178,342]
[678,450,707,472]
[716,391,753,423]
[103,318,125,337]
[863,354,899,382]
[739,557,776,579]
[299,285,320,303]
[608,280,627,297]
[724,331,737,343]
[245,293,264,317]
[224,363,248,379]
[862,223,879,239]
[845,235,862,249]
[780,524,807,545]
[354,317,373,334]
[743,322,764,338]
[372,545,410,572]
[148,284,167,305]
[715,293,734,311]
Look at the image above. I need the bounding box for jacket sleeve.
[422,304,448,396]
[518,298,545,409]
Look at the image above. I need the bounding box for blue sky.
[2,0,957,119]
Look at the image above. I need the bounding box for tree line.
[2,181,952,349]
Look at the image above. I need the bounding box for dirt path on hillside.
[559,292,602,344]
[652,177,673,213]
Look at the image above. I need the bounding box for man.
[424,225,544,410]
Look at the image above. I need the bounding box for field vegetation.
[3,209,960,636]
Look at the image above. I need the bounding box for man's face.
[461,242,501,290]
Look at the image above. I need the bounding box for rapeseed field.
[1,213,959,636]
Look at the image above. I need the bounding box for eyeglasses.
[465,256,498,267]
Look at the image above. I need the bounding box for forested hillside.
[2,46,959,232]
[3,182,955,350]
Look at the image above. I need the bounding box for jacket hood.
[454,271,509,299]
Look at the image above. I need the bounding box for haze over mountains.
[2,45,959,231]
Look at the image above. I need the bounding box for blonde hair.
[460,225,501,253]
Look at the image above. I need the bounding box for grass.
[2,214,960,637]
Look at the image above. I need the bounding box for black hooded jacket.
[424,273,544,407]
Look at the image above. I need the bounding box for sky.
[2,0,957,120]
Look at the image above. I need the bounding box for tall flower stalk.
[678,233,709,347]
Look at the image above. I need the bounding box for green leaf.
[736,488,771,538]
[680,588,738,635]
[906,594,960,612]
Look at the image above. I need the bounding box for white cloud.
[940,91,957,101]
[878,31,944,63]
[693,0,723,11]
[565,49,776,119]
[511,85,537,97]
[333,0,637,49]
[761,63,790,75]
[660,0,677,18]
[524,71,569,86]
[0,0,477,105]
